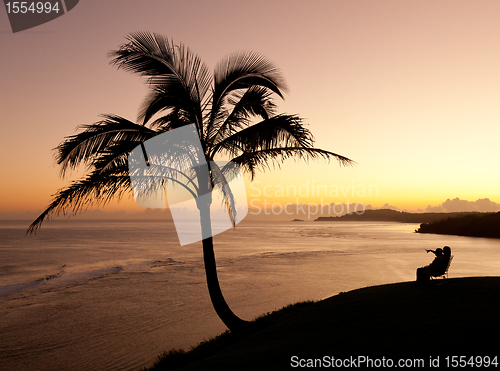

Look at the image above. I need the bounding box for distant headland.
[314,209,480,223]
[416,212,500,238]
[315,209,500,239]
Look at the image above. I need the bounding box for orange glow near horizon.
[1,1,500,216]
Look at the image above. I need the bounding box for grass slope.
[146,277,500,370]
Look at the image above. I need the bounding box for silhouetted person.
[416,247,450,284]
[426,248,441,256]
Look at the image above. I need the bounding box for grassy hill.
[144,277,500,370]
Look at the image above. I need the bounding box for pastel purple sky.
[1,0,499,216]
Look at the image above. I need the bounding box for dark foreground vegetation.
[416,212,500,238]
[144,277,500,371]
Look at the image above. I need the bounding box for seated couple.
[416,245,452,283]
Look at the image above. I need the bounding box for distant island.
[416,212,500,239]
[315,209,481,224]
[292,219,304,222]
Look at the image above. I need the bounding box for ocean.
[1,218,500,370]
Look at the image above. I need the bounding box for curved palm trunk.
[199,205,251,332]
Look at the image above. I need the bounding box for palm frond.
[207,86,277,149]
[210,114,313,158]
[138,82,193,125]
[209,51,287,139]
[56,114,156,177]
[231,147,354,180]
[27,170,131,234]
[226,86,276,119]
[213,51,287,101]
[110,32,212,132]
[92,142,143,174]
[148,109,192,131]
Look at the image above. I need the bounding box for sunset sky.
[1,0,499,217]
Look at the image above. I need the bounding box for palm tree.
[28,32,353,333]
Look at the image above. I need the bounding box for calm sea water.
[1,218,500,370]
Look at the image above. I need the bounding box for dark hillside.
[416,212,500,238]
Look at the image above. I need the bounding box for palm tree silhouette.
[28,32,353,332]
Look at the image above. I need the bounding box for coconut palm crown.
[28,32,353,332]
